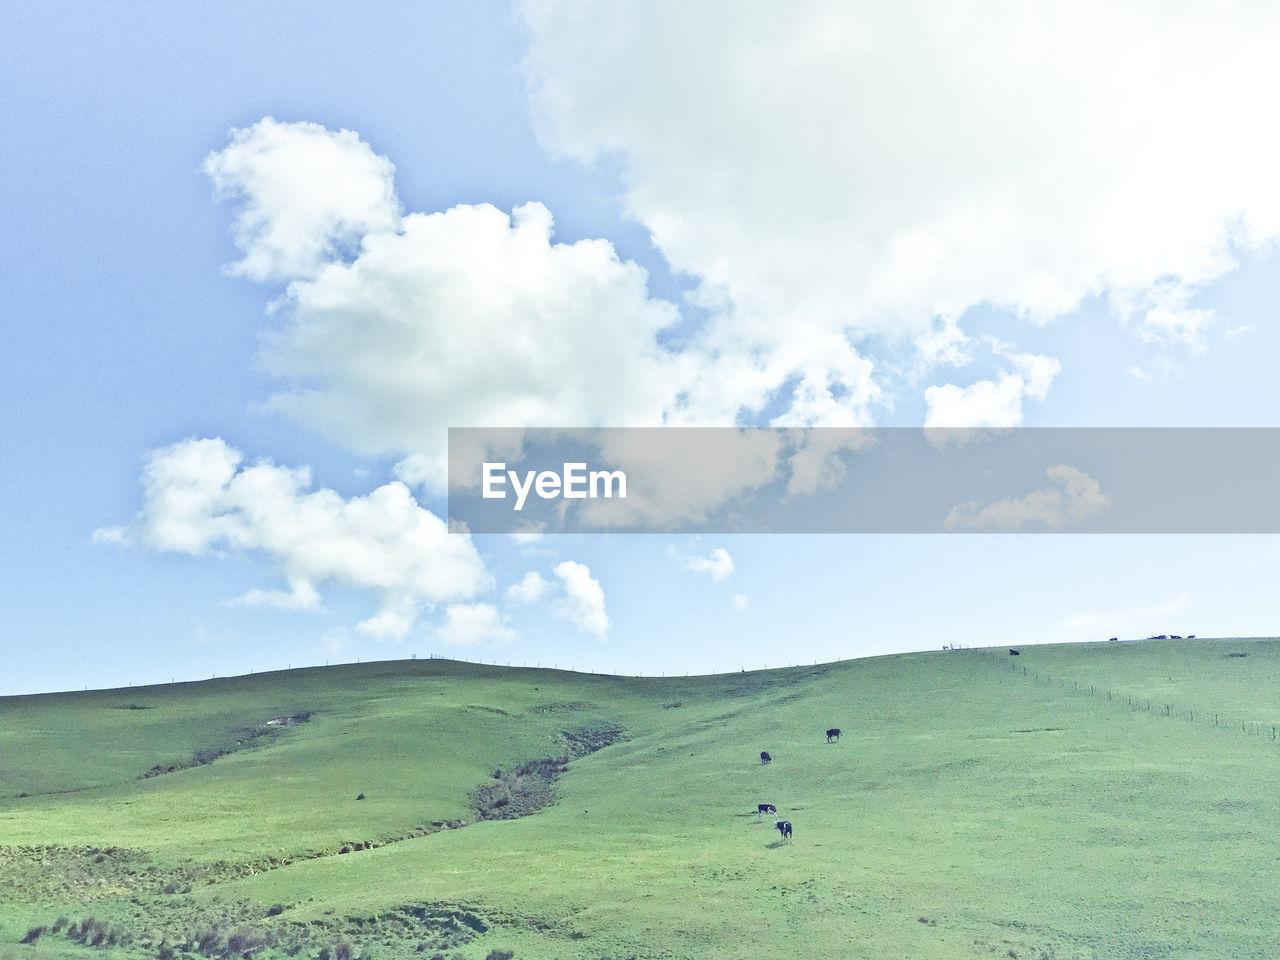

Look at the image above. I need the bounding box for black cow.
[774,820,792,842]
[1009,648,1020,655]
[826,728,841,742]
[756,803,776,820]
[760,751,772,764]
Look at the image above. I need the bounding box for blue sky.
[3,2,1279,696]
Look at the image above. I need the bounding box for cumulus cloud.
[521,1,1280,371]
[945,465,1111,531]
[924,352,1060,428]
[232,577,322,612]
[685,547,734,582]
[436,603,518,646]
[552,560,609,638]
[505,571,551,604]
[204,117,400,284]
[118,437,491,636]
[205,118,701,489]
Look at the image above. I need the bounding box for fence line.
[973,649,1279,743]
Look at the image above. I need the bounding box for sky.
[3,1,1280,696]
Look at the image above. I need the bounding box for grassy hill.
[4,638,1280,960]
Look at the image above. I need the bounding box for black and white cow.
[760,751,772,764]
[756,803,776,821]
[826,728,841,742]
[774,820,792,842]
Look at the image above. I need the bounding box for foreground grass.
[3,640,1280,959]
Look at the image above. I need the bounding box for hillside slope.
[3,639,1280,960]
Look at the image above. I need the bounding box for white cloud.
[232,577,322,612]
[581,427,787,528]
[206,119,702,490]
[505,571,551,604]
[436,603,518,646]
[685,547,734,582]
[924,353,1060,428]
[121,438,491,636]
[204,117,401,284]
[552,560,609,638]
[521,1,1280,364]
[945,464,1111,531]
[1129,284,1214,353]
[91,525,129,546]
[731,593,749,610]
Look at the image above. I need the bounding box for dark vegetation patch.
[527,701,596,714]
[117,703,154,710]
[1010,727,1064,734]
[42,899,494,960]
[142,712,314,778]
[467,705,515,716]
[1226,652,1249,658]
[473,724,624,821]
[0,845,298,904]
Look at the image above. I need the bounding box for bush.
[158,942,176,960]
[267,904,285,917]
[486,951,514,960]
[20,927,45,944]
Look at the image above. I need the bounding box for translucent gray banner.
[447,428,1280,534]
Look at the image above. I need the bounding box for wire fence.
[973,648,1280,742]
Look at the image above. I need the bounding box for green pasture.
[3,639,1280,959]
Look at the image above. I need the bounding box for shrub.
[225,924,270,958]
[52,917,69,933]
[158,942,176,960]
[20,927,45,944]
[485,951,514,960]
[195,925,222,954]
[267,904,285,917]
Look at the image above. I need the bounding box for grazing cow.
[356,793,365,800]
[1009,648,1020,656]
[774,820,792,842]
[760,751,772,764]
[756,803,776,821]
[826,728,841,743]
[1108,637,1118,642]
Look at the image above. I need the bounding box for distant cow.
[774,820,792,842]
[760,751,772,764]
[1108,637,1118,642]
[757,803,776,820]
[826,728,841,743]
[1009,649,1020,656]
[356,793,365,800]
